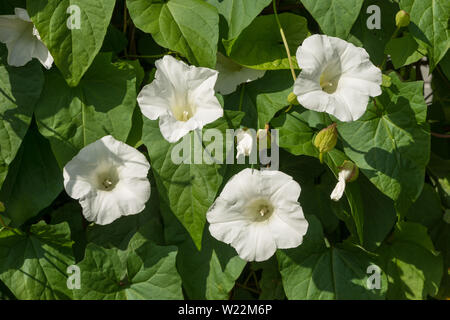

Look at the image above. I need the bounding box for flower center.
[95,166,119,191]
[246,199,274,222]
[320,73,339,94]
[319,61,341,94]
[172,105,196,122]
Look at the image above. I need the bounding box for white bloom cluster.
[0,10,383,261]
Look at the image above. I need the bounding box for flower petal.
[330,178,346,201]
[215,53,265,95]
[158,114,199,143]
[32,39,53,69]
[14,8,31,22]
[6,28,35,67]
[0,16,27,43]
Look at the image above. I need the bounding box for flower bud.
[257,128,271,150]
[395,10,410,28]
[236,128,255,158]
[330,160,359,201]
[314,123,338,162]
[287,92,300,105]
[339,160,359,182]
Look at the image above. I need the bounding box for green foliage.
[399,0,450,70]
[0,45,43,189]
[0,222,75,299]
[0,0,447,301]
[34,54,137,167]
[337,72,430,214]
[27,0,116,86]
[300,0,364,38]
[227,13,308,70]
[127,0,219,68]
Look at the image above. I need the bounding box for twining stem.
[431,132,450,139]
[123,2,128,58]
[273,0,296,82]
[238,84,246,112]
[126,54,166,59]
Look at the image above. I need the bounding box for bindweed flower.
[0,8,53,69]
[293,34,382,122]
[137,55,223,143]
[207,168,309,262]
[330,160,359,201]
[235,128,254,159]
[215,53,266,95]
[63,135,151,225]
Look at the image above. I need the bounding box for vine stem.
[238,84,246,112]
[273,0,296,82]
[431,132,450,139]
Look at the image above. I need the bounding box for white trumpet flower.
[207,168,309,262]
[0,8,53,69]
[137,55,223,143]
[293,34,382,122]
[215,53,265,95]
[63,136,151,225]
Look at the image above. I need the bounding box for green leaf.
[428,153,450,208]
[406,184,443,229]
[271,110,319,157]
[278,151,339,234]
[227,13,309,70]
[126,0,219,68]
[142,111,244,249]
[27,0,116,87]
[399,0,450,70]
[378,222,443,299]
[277,216,387,299]
[34,54,137,167]
[207,0,271,40]
[0,222,75,299]
[74,234,182,299]
[50,202,86,263]
[176,228,246,300]
[385,34,425,69]
[0,44,44,189]
[253,257,286,300]
[225,70,294,128]
[0,124,63,227]
[348,0,399,65]
[337,72,430,214]
[300,0,364,38]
